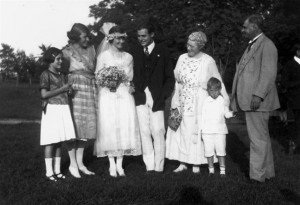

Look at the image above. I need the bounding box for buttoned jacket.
[231,34,280,111]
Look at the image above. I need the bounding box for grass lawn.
[0,81,41,120]
[0,82,300,204]
[0,121,300,204]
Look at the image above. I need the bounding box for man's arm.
[162,47,175,99]
[251,40,278,110]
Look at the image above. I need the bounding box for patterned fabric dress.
[62,45,97,140]
[166,53,229,165]
[94,50,141,157]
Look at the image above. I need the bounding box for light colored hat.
[188,31,207,46]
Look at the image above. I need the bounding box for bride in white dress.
[94,23,141,177]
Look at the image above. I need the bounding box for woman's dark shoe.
[55,173,66,180]
[46,175,58,182]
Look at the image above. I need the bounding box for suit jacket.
[281,58,300,109]
[130,43,175,112]
[231,34,280,111]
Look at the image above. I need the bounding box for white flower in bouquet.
[95,66,128,92]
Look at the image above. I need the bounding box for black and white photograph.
[0,0,300,204]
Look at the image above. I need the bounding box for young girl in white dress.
[40,47,76,181]
[94,24,141,177]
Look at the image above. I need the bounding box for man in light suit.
[231,14,280,183]
[130,21,175,173]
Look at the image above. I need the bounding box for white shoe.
[79,166,95,175]
[109,168,117,177]
[117,167,125,177]
[173,165,187,173]
[69,166,81,178]
[192,166,200,174]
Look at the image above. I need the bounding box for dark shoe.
[220,174,226,178]
[46,175,57,182]
[146,170,155,175]
[55,173,66,180]
[248,179,263,185]
[209,172,215,177]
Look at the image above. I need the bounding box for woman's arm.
[125,54,134,81]
[41,84,69,100]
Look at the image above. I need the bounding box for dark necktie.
[144,46,150,56]
[247,39,257,52]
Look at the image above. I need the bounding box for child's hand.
[62,84,69,92]
[232,111,237,117]
[68,85,74,96]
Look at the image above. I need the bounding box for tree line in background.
[0,43,50,85]
[1,0,299,88]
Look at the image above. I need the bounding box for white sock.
[116,157,123,170]
[220,166,225,175]
[54,157,61,174]
[45,158,54,177]
[209,167,215,174]
[109,157,116,170]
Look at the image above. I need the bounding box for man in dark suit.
[231,14,280,183]
[282,43,300,154]
[131,22,175,172]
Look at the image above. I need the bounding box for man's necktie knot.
[247,39,257,52]
[144,46,150,56]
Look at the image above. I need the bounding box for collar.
[145,41,155,54]
[294,56,300,65]
[206,95,222,102]
[249,33,263,44]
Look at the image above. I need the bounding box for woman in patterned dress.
[166,31,230,173]
[62,23,97,178]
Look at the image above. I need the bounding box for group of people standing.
[40,14,280,184]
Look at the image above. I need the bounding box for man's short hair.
[137,22,155,34]
[247,14,264,30]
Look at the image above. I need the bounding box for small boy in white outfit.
[201,77,234,177]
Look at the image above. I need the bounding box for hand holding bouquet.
[95,66,127,92]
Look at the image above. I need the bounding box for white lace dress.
[166,53,229,165]
[94,50,142,157]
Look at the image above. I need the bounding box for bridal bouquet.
[95,66,127,92]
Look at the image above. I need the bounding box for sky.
[0,0,100,57]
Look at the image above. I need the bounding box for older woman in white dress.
[166,31,230,173]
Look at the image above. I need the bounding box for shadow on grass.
[226,130,249,178]
[169,186,213,205]
[280,189,300,204]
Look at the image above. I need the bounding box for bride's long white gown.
[94,49,141,157]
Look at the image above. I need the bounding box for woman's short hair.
[67,23,90,43]
[43,47,62,64]
[207,77,222,90]
[188,31,207,49]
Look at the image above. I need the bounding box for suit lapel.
[238,34,265,74]
[148,44,160,74]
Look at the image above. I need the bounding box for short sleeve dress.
[39,70,76,145]
[62,45,97,140]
